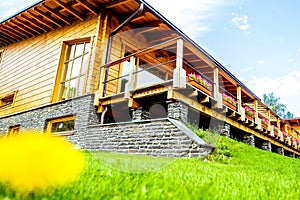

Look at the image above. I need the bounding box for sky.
[1,0,300,117]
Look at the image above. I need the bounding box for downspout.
[100,3,144,124]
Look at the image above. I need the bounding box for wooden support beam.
[14,17,43,35]
[105,0,134,8]
[267,109,271,131]
[42,4,72,25]
[20,14,49,32]
[237,86,242,114]
[200,96,210,104]
[3,22,31,38]
[33,7,64,28]
[0,27,23,41]
[254,99,259,123]
[277,117,281,131]
[0,32,17,43]
[0,38,9,45]
[213,68,219,99]
[55,1,85,21]
[173,38,186,88]
[76,0,99,15]
[128,98,139,108]
[27,11,56,30]
[8,20,36,36]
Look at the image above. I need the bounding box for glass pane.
[77,76,85,96]
[69,79,78,98]
[84,42,90,53]
[64,62,72,81]
[75,43,84,58]
[68,45,76,61]
[51,120,74,133]
[61,82,68,100]
[71,57,81,78]
[81,54,89,75]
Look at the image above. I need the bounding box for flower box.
[222,93,237,111]
[188,80,212,96]
[244,106,255,121]
[245,113,253,121]
[223,100,237,111]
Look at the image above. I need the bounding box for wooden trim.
[46,115,75,134]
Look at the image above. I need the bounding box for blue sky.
[1,0,300,117]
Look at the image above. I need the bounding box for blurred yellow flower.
[0,132,85,193]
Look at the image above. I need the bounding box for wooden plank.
[27,11,56,30]
[42,3,72,25]
[54,1,85,21]
[14,17,43,35]
[76,0,98,15]
[33,7,64,28]
[20,14,49,32]
[0,16,98,117]
[105,0,134,8]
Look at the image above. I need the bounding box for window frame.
[52,37,93,102]
[46,116,75,136]
[8,125,20,136]
[0,91,17,110]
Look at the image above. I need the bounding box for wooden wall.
[0,16,98,117]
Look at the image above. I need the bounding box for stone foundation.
[0,94,99,147]
[86,118,214,157]
[243,133,255,147]
[262,141,272,152]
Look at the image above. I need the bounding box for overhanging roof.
[0,0,260,108]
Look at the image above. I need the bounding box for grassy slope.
[2,136,300,200]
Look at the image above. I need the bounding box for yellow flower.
[0,132,85,193]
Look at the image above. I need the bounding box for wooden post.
[173,39,186,88]
[213,68,219,98]
[267,109,271,131]
[254,99,259,123]
[277,118,281,130]
[213,68,222,108]
[124,56,136,99]
[237,86,242,114]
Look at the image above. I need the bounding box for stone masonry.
[0,94,99,147]
[86,119,214,157]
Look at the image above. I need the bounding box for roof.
[0,0,262,110]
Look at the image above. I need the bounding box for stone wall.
[0,94,99,147]
[85,119,214,157]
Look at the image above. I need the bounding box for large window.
[54,38,91,102]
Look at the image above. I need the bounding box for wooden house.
[0,0,299,157]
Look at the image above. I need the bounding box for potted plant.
[187,73,212,96]
[222,93,237,111]
[244,105,255,120]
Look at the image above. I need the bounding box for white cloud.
[232,14,250,31]
[241,66,253,72]
[240,71,300,117]
[146,0,230,38]
[258,60,265,65]
[298,48,300,53]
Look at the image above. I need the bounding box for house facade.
[0,0,299,157]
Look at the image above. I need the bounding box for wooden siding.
[0,16,98,117]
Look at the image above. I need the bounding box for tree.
[262,93,294,119]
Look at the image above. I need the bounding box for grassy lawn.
[1,135,300,199]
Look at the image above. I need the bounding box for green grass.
[1,134,300,199]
